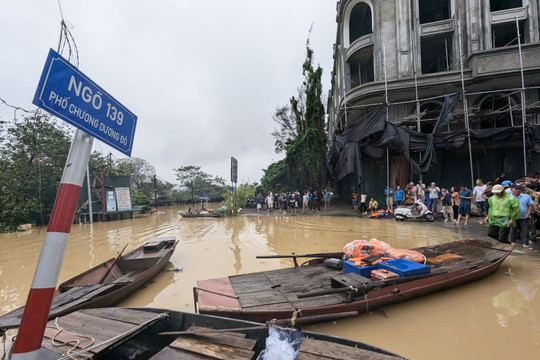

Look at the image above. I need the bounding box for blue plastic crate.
[343,261,377,278]
[376,259,430,277]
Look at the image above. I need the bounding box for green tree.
[0,113,71,231]
[222,182,258,216]
[262,31,327,192]
[174,166,226,204]
[112,157,156,199]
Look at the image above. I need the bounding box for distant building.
[327,0,540,200]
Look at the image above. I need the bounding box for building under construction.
[327,0,540,201]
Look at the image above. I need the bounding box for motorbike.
[394,201,434,222]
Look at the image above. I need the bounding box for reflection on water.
[0,204,538,359]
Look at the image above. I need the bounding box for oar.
[159,326,267,336]
[98,243,129,284]
[158,311,359,336]
[267,311,359,326]
[257,252,342,267]
[256,252,343,259]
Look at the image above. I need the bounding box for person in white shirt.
[302,192,309,213]
[360,193,368,214]
[427,182,440,213]
[473,178,487,219]
[266,192,274,215]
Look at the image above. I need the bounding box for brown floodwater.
[0,204,538,359]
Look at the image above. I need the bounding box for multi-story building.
[327,0,540,200]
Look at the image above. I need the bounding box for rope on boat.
[290,309,302,327]
[55,312,168,360]
[48,317,95,360]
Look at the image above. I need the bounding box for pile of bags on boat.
[343,238,426,266]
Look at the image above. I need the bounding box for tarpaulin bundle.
[328,93,461,185]
[327,93,540,186]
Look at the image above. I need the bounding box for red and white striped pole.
[11,129,93,360]
[230,185,234,216]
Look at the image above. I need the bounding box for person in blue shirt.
[395,185,405,206]
[455,185,473,225]
[384,186,394,212]
[510,184,534,248]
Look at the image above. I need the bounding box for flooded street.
[1,204,539,359]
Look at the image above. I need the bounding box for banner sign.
[33,49,137,156]
[106,190,117,212]
[115,187,132,211]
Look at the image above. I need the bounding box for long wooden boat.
[194,239,514,323]
[0,236,177,330]
[179,211,221,218]
[35,307,406,359]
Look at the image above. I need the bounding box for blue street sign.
[33,49,137,156]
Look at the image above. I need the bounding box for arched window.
[347,46,374,88]
[349,2,372,44]
[419,0,451,24]
[490,0,522,12]
[474,94,517,129]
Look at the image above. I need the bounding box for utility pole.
[154,174,158,210]
[100,165,106,222]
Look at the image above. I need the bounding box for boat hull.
[196,239,514,323]
[0,237,177,330]
[37,307,406,359]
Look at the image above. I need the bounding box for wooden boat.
[194,239,514,323]
[35,307,406,359]
[0,236,177,330]
[179,210,221,218]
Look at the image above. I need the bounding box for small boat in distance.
[0,236,177,330]
[36,307,406,359]
[194,239,514,323]
[179,210,222,218]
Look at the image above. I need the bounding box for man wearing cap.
[501,180,512,195]
[510,184,534,248]
[487,184,520,243]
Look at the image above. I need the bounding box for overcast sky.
[0,1,337,184]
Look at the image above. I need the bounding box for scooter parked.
[394,201,434,222]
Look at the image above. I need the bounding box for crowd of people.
[354,173,540,248]
[251,189,332,214]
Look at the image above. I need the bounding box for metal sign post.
[231,157,238,216]
[11,49,137,360]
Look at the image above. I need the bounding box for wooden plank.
[169,337,255,360]
[289,294,344,308]
[49,284,117,316]
[238,290,289,308]
[80,308,162,325]
[230,278,274,294]
[300,338,402,360]
[186,326,257,350]
[150,346,214,360]
[297,353,335,360]
[230,273,269,284]
[240,302,296,311]
[0,285,103,328]
[47,311,134,340]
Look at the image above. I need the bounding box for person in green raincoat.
[487,184,520,243]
